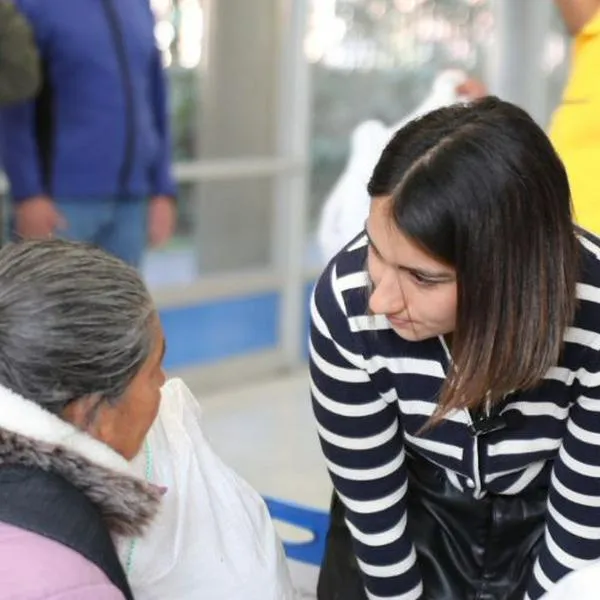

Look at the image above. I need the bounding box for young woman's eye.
[412,272,437,287]
[367,242,380,259]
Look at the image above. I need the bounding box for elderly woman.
[0,239,294,599]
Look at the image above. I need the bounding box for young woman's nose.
[368,271,406,316]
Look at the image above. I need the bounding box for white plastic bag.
[538,560,600,600]
[120,378,296,600]
[316,70,470,264]
[316,119,390,263]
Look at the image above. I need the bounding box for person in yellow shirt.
[550,0,600,233]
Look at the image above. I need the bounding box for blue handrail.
[264,496,330,566]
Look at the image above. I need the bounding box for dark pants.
[318,456,547,600]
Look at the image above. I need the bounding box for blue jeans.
[54,197,148,267]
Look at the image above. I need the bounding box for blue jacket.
[0,0,176,202]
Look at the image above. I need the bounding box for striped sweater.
[309,231,600,600]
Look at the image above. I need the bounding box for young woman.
[310,96,600,600]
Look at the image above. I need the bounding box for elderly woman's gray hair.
[0,239,156,412]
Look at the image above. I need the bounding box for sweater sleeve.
[149,45,176,198]
[526,352,600,599]
[309,265,423,600]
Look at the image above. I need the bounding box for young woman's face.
[366,196,458,342]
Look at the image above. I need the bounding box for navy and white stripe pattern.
[310,232,600,600]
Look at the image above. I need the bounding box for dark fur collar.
[0,385,162,537]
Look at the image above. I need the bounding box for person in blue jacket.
[0,0,177,266]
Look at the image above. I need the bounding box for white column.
[274,0,311,368]
[196,0,281,273]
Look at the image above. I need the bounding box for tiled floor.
[185,368,331,598]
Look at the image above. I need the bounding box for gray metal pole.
[489,0,552,125]
[275,0,311,369]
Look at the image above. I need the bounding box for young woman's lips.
[387,315,413,328]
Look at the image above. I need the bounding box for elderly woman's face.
[64,317,167,460]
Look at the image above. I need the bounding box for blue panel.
[160,292,280,370]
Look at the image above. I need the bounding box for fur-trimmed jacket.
[0,378,296,600]
[0,381,163,599]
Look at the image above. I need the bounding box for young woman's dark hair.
[367,96,579,421]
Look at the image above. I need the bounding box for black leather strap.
[0,465,134,599]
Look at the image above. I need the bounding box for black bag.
[318,454,547,600]
[0,464,134,600]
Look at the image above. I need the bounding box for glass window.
[153,0,283,163]
[146,0,204,280]
[306,0,493,265]
[543,5,570,127]
[148,0,289,289]
[142,177,277,288]
[151,0,204,162]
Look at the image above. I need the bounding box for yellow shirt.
[549,11,600,233]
